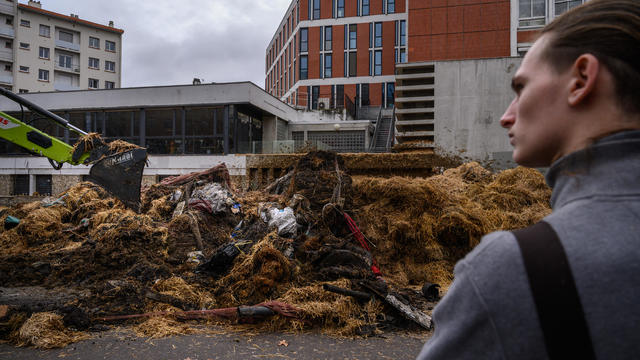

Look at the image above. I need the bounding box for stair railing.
[385,105,396,151]
[368,106,383,152]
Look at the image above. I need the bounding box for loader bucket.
[87,148,147,211]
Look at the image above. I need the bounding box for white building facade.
[0,0,122,93]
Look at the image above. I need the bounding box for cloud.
[34,0,291,88]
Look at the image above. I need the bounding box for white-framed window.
[58,30,74,43]
[553,0,586,17]
[344,24,357,77]
[88,78,99,89]
[20,19,30,27]
[19,42,29,50]
[89,36,100,49]
[39,24,50,37]
[369,22,383,76]
[384,0,395,14]
[519,0,546,28]
[320,26,332,78]
[58,54,72,69]
[105,60,115,72]
[88,57,99,69]
[19,65,29,73]
[105,40,116,52]
[38,69,49,81]
[395,20,407,63]
[333,0,345,18]
[38,46,49,59]
[105,81,115,89]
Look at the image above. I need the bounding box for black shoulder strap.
[512,221,596,360]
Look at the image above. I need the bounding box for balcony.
[54,61,80,74]
[0,2,15,15]
[0,26,14,39]
[55,39,80,52]
[0,49,12,62]
[54,82,80,91]
[0,73,13,85]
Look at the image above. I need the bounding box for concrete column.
[28,174,35,195]
[223,105,229,155]
[139,109,146,147]
[84,112,91,132]
[181,108,186,154]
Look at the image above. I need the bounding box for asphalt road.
[0,328,430,360]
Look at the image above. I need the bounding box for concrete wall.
[434,57,520,169]
[52,174,81,195]
[0,174,10,195]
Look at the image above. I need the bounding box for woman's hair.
[541,0,640,115]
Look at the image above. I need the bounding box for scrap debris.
[0,150,551,348]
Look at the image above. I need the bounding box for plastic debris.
[189,183,234,214]
[260,205,297,238]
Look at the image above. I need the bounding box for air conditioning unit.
[318,98,330,110]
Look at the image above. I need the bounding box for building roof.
[18,3,124,35]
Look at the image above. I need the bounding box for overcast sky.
[34,0,291,88]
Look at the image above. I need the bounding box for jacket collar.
[546,130,640,209]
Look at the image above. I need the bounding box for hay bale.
[17,312,89,349]
[152,277,215,309]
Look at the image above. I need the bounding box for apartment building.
[265,0,587,112]
[0,0,122,93]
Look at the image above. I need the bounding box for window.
[4,64,10,71]
[19,42,29,50]
[38,46,49,59]
[323,26,332,51]
[58,54,72,69]
[105,81,115,89]
[324,54,332,78]
[89,57,99,69]
[89,36,100,48]
[88,78,99,89]
[395,20,407,63]
[19,66,29,73]
[5,40,11,49]
[313,0,320,19]
[383,82,395,108]
[386,0,395,14]
[20,19,30,27]
[336,0,344,18]
[372,22,383,48]
[361,0,370,16]
[300,28,308,53]
[58,30,73,43]
[344,24,357,77]
[5,18,12,26]
[39,24,50,37]
[35,175,52,196]
[38,69,49,81]
[300,55,308,80]
[311,85,320,110]
[105,61,115,72]
[12,175,28,195]
[105,40,116,52]
[519,0,545,27]
[18,89,29,94]
[361,83,370,106]
[554,0,586,16]
[373,50,382,75]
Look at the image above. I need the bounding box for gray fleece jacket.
[417,130,640,360]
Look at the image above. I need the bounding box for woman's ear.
[567,54,600,107]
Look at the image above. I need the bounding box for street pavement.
[0,328,430,360]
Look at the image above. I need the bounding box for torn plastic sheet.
[189,183,234,214]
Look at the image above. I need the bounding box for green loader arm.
[0,110,90,166]
[0,88,147,211]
